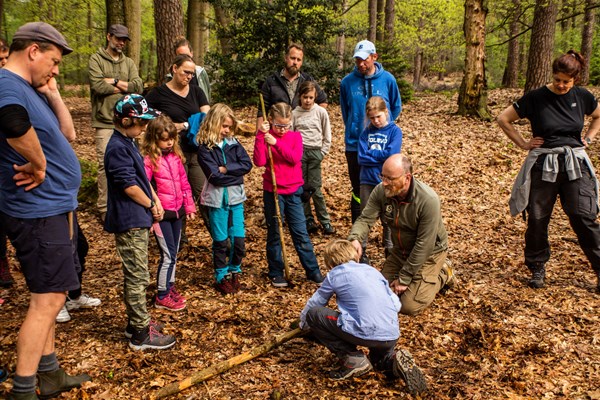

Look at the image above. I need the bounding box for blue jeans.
[263,188,320,278]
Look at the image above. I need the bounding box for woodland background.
[1,0,600,399]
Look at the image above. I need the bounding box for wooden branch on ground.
[151,327,303,399]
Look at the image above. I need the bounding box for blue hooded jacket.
[358,122,403,185]
[340,62,402,152]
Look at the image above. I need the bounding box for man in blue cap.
[340,40,402,235]
[0,22,91,399]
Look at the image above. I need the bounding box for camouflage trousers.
[115,228,151,330]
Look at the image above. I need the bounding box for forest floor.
[1,88,600,400]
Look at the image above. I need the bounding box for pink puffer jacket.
[144,152,196,215]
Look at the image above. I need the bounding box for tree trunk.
[154,0,184,85]
[384,0,395,47]
[0,0,4,36]
[413,48,423,88]
[336,0,348,70]
[214,5,233,54]
[368,0,377,42]
[105,0,125,30]
[199,1,210,63]
[124,0,141,65]
[376,0,385,42]
[187,0,209,65]
[580,0,595,85]
[457,0,491,120]
[502,0,520,88]
[524,0,558,93]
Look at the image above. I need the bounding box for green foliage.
[207,0,344,105]
[78,158,98,207]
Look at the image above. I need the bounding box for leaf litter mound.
[1,89,600,399]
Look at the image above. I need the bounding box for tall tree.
[524,0,558,93]
[501,0,521,88]
[457,0,491,120]
[580,0,595,85]
[124,0,141,65]
[376,0,385,42]
[384,0,395,46]
[187,0,200,63]
[154,0,184,85]
[106,0,125,30]
[368,0,377,41]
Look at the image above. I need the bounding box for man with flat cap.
[89,24,143,221]
[340,40,402,227]
[0,22,91,399]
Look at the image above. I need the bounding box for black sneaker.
[321,223,336,235]
[129,324,176,351]
[124,320,165,339]
[329,357,372,380]
[306,219,319,234]
[392,349,427,395]
[37,367,91,399]
[271,276,288,288]
[307,271,324,285]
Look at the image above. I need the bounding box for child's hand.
[187,213,196,220]
[259,121,270,133]
[264,133,277,146]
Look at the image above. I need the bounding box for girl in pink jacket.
[253,102,323,288]
[142,115,196,311]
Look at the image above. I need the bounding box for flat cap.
[13,22,73,55]
[108,24,130,40]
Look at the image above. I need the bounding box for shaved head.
[383,154,412,176]
[381,154,412,198]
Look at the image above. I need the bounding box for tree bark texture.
[457,0,491,120]
[368,0,377,42]
[524,0,558,93]
[105,0,125,31]
[413,48,423,88]
[580,0,595,85]
[187,0,201,62]
[214,5,233,54]
[502,0,520,88]
[384,0,395,46]
[376,0,385,42]
[124,0,141,65]
[154,0,184,85]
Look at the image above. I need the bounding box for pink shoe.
[169,286,186,303]
[155,293,186,311]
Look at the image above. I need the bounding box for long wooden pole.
[151,327,302,399]
[259,94,291,281]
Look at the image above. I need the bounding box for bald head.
[381,154,412,198]
[383,154,412,176]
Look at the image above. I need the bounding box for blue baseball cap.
[353,40,376,60]
[114,94,160,120]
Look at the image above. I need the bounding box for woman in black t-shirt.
[146,54,211,243]
[497,50,600,292]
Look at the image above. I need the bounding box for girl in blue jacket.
[197,104,253,294]
[358,96,402,259]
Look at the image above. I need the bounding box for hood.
[352,62,385,80]
[97,47,126,63]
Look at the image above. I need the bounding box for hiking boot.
[0,257,14,287]
[124,320,164,339]
[392,349,427,395]
[307,271,324,285]
[155,293,186,311]
[527,262,546,288]
[306,219,319,234]
[8,392,39,400]
[271,275,288,288]
[169,286,186,303]
[129,324,176,351]
[55,305,71,323]
[329,356,372,380]
[231,273,241,291]
[215,274,236,294]
[37,367,91,399]
[321,223,336,235]
[65,294,101,310]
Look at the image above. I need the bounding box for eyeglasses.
[272,123,291,130]
[379,174,405,183]
[180,70,195,76]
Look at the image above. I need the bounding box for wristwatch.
[113,78,119,86]
[585,137,592,145]
[183,122,190,130]
[148,200,155,209]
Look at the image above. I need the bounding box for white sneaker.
[56,305,71,323]
[65,293,101,311]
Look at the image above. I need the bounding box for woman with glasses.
[146,55,210,245]
[497,50,600,292]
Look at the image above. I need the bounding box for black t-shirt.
[145,83,209,152]
[513,85,598,148]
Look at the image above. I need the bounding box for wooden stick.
[151,327,303,399]
[259,94,291,281]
